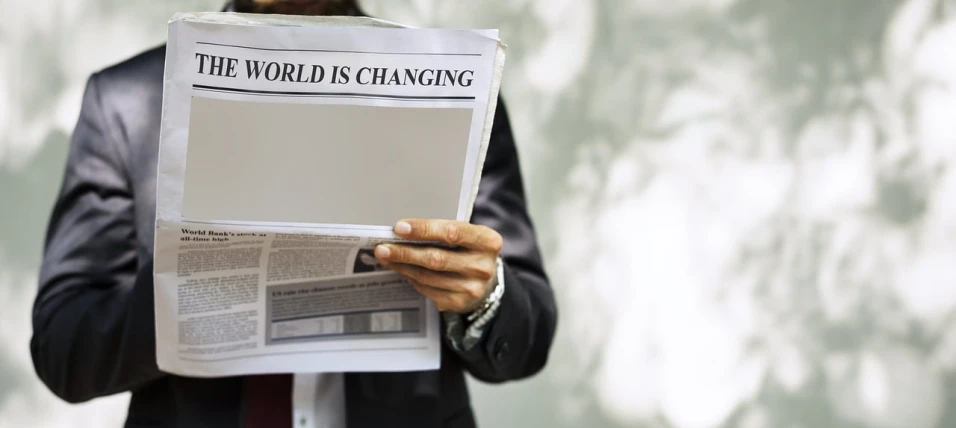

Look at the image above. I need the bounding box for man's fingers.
[383,262,465,292]
[392,219,502,252]
[404,277,481,314]
[375,244,495,280]
[373,218,502,314]
[387,263,486,305]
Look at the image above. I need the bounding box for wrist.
[443,257,506,352]
[466,256,505,322]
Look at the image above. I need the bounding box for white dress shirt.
[292,373,346,428]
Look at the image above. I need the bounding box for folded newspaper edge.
[153,13,507,376]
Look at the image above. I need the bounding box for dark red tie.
[245,374,293,428]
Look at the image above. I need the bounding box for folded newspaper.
[153,13,505,377]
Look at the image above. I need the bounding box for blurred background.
[3,0,956,427]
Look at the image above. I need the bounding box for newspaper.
[153,12,505,377]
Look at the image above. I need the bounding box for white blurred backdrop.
[2,1,956,427]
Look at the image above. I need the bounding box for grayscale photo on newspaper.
[153,12,505,377]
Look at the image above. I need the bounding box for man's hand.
[375,219,502,314]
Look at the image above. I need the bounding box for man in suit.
[30,1,557,427]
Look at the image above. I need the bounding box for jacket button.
[494,341,510,362]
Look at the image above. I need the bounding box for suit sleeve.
[31,73,164,403]
[449,99,558,382]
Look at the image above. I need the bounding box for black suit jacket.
[30,46,556,428]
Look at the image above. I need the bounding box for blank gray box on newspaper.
[182,98,473,226]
